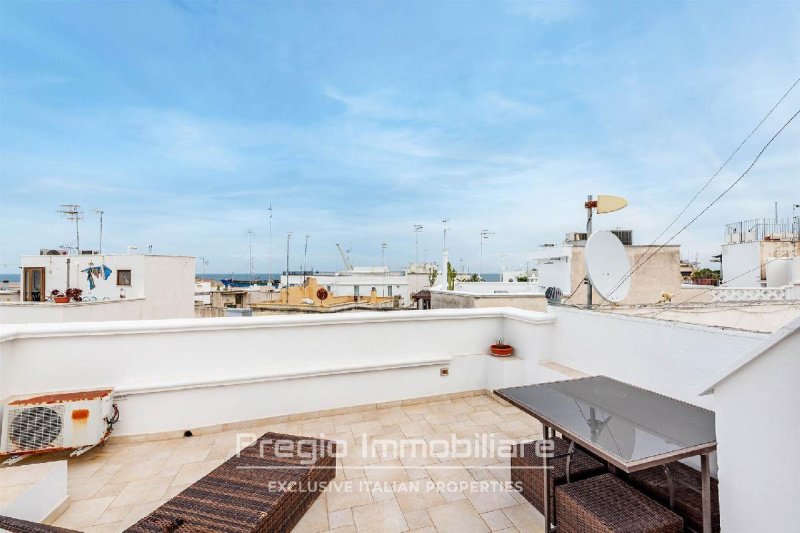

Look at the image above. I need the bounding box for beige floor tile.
[364,460,410,485]
[109,475,174,509]
[95,504,130,525]
[427,499,490,533]
[94,481,129,499]
[399,421,434,438]
[328,508,354,529]
[82,523,123,533]
[393,480,445,512]
[465,480,518,513]
[351,499,408,533]
[470,411,505,425]
[293,495,329,532]
[171,458,223,486]
[68,474,112,500]
[118,500,165,529]
[403,509,432,529]
[53,497,115,529]
[481,509,513,531]
[328,526,357,533]
[326,479,374,512]
[108,459,167,484]
[501,503,545,533]
[350,420,385,438]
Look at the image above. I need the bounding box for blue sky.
[1,1,798,273]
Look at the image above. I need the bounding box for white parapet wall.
[0,309,555,436]
[547,306,765,408]
[0,307,765,437]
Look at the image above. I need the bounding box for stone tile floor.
[53,393,546,532]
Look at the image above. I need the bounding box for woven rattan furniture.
[496,377,717,532]
[629,462,720,533]
[556,473,683,533]
[125,432,336,532]
[0,516,80,533]
[511,437,605,519]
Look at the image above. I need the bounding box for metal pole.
[303,234,310,285]
[75,215,80,254]
[268,205,273,287]
[480,232,483,279]
[98,211,103,254]
[285,233,292,287]
[701,453,711,533]
[66,258,71,290]
[586,194,593,309]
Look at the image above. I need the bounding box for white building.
[1,253,195,323]
[281,263,436,307]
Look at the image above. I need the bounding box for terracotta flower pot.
[490,344,513,357]
[54,296,70,303]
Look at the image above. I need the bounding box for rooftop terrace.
[51,392,545,532]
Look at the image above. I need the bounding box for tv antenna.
[414,224,423,263]
[56,204,83,254]
[584,195,628,307]
[584,230,631,305]
[267,205,273,286]
[198,256,209,275]
[244,228,256,284]
[442,218,450,250]
[381,242,388,267]
[93,208,104,254]
[303,234,310,284]
[480,229,494,280]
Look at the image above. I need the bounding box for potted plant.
[65,288,83,302]
[51,289,70,303]
[490,337,513,357]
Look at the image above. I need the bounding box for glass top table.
[495,376,717,532]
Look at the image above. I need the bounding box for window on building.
[387,285,392,297]
[117,270,132,286]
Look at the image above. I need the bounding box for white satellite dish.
[585,231,631,303]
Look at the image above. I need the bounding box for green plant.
[516,275,528,282]
[447,262,457,290]
[468,273,482,282]
[494,337,509,347]
[691,268,720,280]
[427,267,438,287]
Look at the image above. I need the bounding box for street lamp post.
[414,225,423,264]
[480,229,494,280]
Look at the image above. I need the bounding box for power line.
[602,106,800,302]
[598,77,800,306]
[639,249,796,318]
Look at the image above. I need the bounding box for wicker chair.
[556,473,683,533]
[125,432,336,532]
[511,437,606,519]
[0,516,79,533]
[628,462,720,533]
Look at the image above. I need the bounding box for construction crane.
[336,243,353,271]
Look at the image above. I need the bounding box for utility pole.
[585,194,594,308]
[245,228,255,284]
[285,232,292,290]
[414,225,423,264]
[480,229,494,280]
[442,219,450,250]
[94,209,104,254]
[303,234,310,285]
[57,205,83,255]
[381,242,387,267]
[267,205,273,287]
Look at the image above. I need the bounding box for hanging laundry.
[102,264,112,280]
[81,265,105,290]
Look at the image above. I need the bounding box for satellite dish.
[595,195,628,214]
[585,231,631,303]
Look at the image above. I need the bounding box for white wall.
[0,299,149,324]
[711,326,800,532]
[453,282,542,295]
[1,309,559,435]
[14,254,195,321]
[547,306,765,408]
[721,242,761,287]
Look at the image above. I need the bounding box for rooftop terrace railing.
[725,217,800,244]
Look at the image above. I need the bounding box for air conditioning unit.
[1,389,116,464]
[39,248,67,256]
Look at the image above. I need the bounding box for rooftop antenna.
[303,234,310,284]
[267,205,273,286]
[414,224,423,263]
[198,256,209,275]
[285,232,292,291]
[442,218,450,250]
[480,229,495,280]
[585,231,632,305]
[583,194,628,307]
[56,204,83,255]
[93,208,104,254]
[245,228,256,284]
[381,242,388,267]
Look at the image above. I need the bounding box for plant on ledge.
[490,337,513,357]
[50,289,70,303]
[65,288,83,302]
